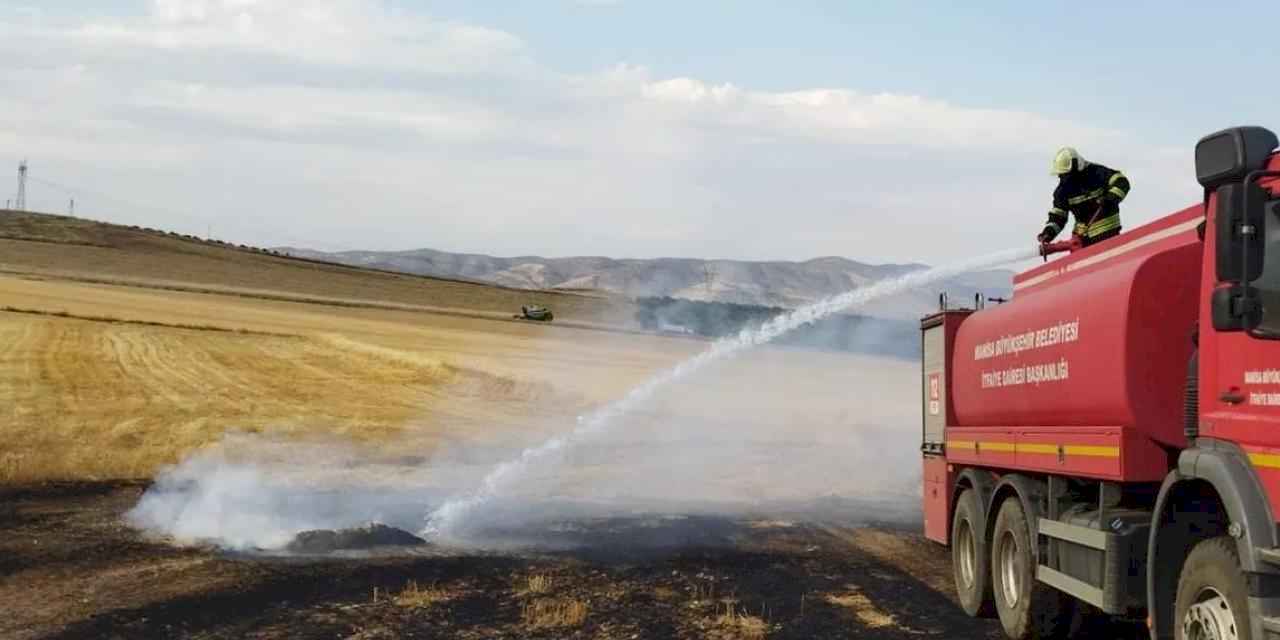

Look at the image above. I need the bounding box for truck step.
[1262,614,1280,636]
[1259,547,1280,567]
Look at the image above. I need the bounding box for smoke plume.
[127,247,1032,552]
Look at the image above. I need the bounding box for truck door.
[1203,181,1280,469]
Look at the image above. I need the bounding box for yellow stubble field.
[0,273,705,482]
[0,267,918,497]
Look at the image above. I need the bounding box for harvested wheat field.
[0,314,445,481]
[0,271,692,484]
[0,214,1143,639]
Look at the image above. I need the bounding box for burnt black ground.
[0,483,1144,639]
[285,524,427,554]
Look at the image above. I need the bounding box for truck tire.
[1175,536,1250,640]
[952,488,993,617]
[990,497,1074,639]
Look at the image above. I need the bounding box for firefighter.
[1038,147,1130,248]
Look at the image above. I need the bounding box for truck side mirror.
[1196,126,1279,188]
[1212,284,1263,331]
[1215,181,1267,283]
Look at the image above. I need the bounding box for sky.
[2,1,1278,263]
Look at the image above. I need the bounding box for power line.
[27,175,202,225]
[25,174,356,252]
[15,160,27,211]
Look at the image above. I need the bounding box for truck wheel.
[1175,536,1250,640]
[990,497,1074,639]
[952,488,993,616]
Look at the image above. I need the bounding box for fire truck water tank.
[950,241,1202,447]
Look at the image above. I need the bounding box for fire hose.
[1039,236,1082,261]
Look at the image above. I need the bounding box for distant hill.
[635,296,922,359]
[279,246,1014,320]
[0,210,629,324]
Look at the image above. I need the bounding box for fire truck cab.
[921,126,1280,639]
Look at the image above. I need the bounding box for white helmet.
[1051,147,1089,176]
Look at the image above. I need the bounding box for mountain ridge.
[276,246,1015,320]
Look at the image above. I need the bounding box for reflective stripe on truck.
[947,440,1120,458]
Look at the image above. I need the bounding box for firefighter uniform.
[1040,148,1130,247]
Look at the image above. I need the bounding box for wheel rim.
[1183,587,1240,640]
[998,529,1021,608]
[956,519,976,588]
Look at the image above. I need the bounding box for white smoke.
[126,246,1034,552]
[126,434,451,550]
[423,246,1036,538]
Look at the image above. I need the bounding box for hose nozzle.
[1039,237,1082,261]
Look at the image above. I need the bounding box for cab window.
[1256,199,1280,335]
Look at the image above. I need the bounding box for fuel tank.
[950,208,1204,447]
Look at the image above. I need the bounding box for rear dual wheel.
[952,488,993,617]
[990,497,1074,639]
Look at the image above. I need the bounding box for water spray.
[423,246,1039,538]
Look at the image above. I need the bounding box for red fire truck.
[921,126,1280,640]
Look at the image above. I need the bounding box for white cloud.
[0,1,1199,263]
[628,73,1116,151]
[62,0,524,73]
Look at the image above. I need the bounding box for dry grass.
[822,526,954,596]
[0,313,456,482]
[0,306,291,336]
[711,601,769,639]
[690,579,718,606]
[0,211,112,247]
[0,268,706,484]
[521,597,588,629]
[824,585,912,631]
[392,581,452,609]
[522,574,552,596]
[0,270,698,400]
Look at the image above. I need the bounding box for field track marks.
[1,305,292,336]
[0,315,457,482]
[0,318,46,479]
[816,524,953,596]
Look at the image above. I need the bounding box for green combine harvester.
[516,305,554,322]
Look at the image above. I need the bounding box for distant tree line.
[634,297,918,359]
[128,225,292,257]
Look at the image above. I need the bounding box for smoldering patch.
[285,523,426,554]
